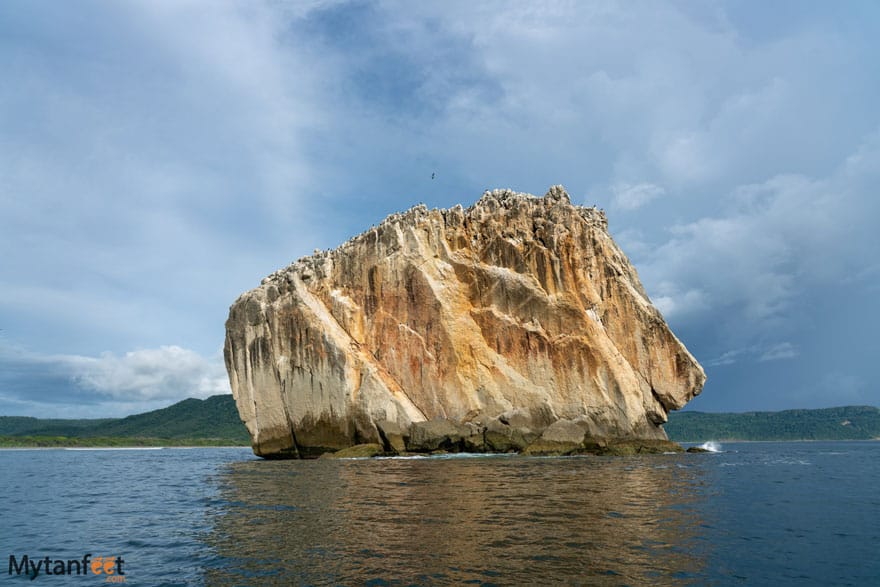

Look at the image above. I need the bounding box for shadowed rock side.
[224,186,706,458]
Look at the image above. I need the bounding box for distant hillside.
[0,395,249,447]
[0,416,116,437]
[665,406,880,442]
[98,395,248,440]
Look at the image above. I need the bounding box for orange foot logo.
[90,555,125,580]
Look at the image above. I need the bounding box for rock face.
[224,186,705,458]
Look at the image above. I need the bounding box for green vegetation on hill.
[0,416,115,437]
[98,395,249,440]
[0,395,250,447]
[665,406,880,442]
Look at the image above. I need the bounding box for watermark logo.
[8,554,125,582]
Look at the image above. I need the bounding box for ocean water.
[1,442,878,585]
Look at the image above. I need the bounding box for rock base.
[319,443,387,459]
[300,418,685,458]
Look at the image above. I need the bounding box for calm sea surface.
[1,442,878,586]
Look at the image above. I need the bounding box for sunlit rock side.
[224,186,706,458]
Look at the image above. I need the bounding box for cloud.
[637,128,880,338]
[66,346,230,400]
[0,343,229,417]
[612,182,665,210]
[704,348,747,368]
[759,342,799,362]
[652,289,709,320]
[704,341,798,367]
[0,0,335,357]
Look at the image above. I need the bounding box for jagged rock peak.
[227,185,704,458]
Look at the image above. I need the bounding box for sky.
[1,0,878,417]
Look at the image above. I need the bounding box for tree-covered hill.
[0,394,249,446]
[665,406,880,442]
[98,395,248,440]
[0,416,115,437]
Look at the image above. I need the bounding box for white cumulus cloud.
[0,342,230,416]
[64,346,230,400]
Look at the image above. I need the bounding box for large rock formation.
[224,186,705,458]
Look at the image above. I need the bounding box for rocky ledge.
[224,186,705,458]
